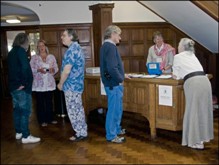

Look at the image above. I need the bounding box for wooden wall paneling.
[47,46,60,79]
[155,85,184,131]
[120,28,130,42]
[42,31,59,45]
[77,29,91,43]
[121,58,130,73]
[131,28,144,41]
[192,1,218,21]
[118,43,130,57]
[40,24,94,78]
[132,43,145,56]
[89,3,114,67]
[130,57,147,73]
[208,53,217,93]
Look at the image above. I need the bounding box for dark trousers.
[35,91,54,124]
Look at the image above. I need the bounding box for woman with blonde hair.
[30,39,59,127]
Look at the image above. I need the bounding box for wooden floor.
[1,97,218,164]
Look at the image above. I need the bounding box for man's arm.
[57,64,72,90]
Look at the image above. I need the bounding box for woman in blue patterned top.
[57,29,87,141]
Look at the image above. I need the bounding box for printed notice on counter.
[158,85,172,106]
[100,78,106,95]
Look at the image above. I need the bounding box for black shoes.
[69,135,88,142]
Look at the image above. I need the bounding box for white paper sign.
[158,85,172,106]
[100,78,106,95]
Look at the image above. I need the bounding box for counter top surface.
[85,73,213,85]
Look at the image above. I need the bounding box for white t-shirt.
[172,51,203,80]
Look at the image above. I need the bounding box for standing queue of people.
[7,26,214,149]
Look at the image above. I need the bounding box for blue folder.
[147,62,162,75]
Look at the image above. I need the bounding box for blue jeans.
[11,90,32,138]
[105,85,124,140]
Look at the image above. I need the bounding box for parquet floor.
[1,97,218,164]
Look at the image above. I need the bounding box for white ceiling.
[1,2,40,25]
[1,1,218,53]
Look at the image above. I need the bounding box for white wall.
[4,1,164,25]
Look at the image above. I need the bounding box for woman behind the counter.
[146,31,175,73]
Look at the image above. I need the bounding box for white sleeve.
[172,56,181,80]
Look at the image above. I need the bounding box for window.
[29,32,40,56]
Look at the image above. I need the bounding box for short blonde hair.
[104,25,122,40]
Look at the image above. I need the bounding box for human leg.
[115,86,124,135]
[35,92,46,125]
[11,90,22,135]
[64,91,88,138]
[44,91,56,123]
[11,90,32,138]
[19,91,32,138]
[105,86,125,142]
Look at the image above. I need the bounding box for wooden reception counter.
[82,73,212,139]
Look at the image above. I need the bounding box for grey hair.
[179,38,195,53]
[36,39,49,54]
[104,25,122,40]
[65,28,79,42]
[12,33,29,50]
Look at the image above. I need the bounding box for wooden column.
[89,3,114,66]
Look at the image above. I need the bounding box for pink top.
[30,54,59,91]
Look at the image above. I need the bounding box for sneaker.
[51,120,57,124]
[15,133,22,140]
[41,123,48,127]
[21,135,41,144]
[69,135,88,142]
[189,143,204,150]
[107,136,126,143]
[118,129,126,135]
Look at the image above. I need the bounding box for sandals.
[69,135,88,142]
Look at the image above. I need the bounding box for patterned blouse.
[30,54,59,91]
[61,42,85,93]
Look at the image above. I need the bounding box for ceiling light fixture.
[6,17,21,24]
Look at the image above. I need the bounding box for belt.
[183,71,205,82]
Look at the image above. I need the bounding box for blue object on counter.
[147,62,162,75]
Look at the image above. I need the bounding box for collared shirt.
[155,44,164,53]
[104,39,116,45]
[30,54,59,91]
[172,51,203,80]
[61,42,85,93]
